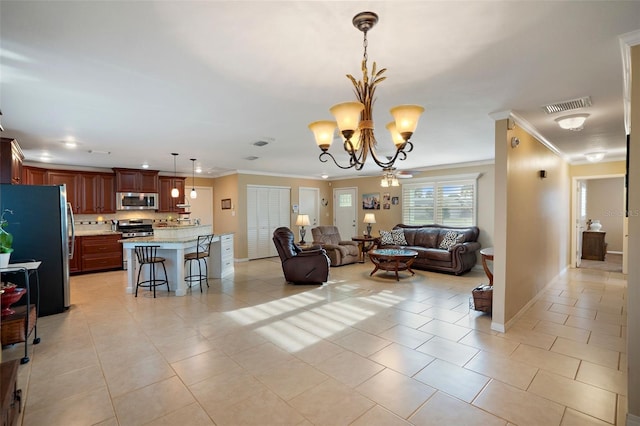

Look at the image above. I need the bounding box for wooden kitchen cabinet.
[0,137,24,185]
[22,165,47,185]
[582,231,607,261]
[46,170,80,213]
[79,173,116,214]
[158,176,186,212]
[79,234,123,273]
[69,236,81,274]
[113,168,159,193]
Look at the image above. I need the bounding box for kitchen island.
[121,226,233,296]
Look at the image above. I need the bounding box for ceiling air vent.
[542,96,592,114]
[253,140,269,147]
[245,156,259,161]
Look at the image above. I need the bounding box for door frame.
[570,173,625,270]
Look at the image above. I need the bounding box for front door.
[334,187,357,239]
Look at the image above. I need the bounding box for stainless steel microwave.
[116,192,158,210]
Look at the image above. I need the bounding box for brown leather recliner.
[311,226,359,266]
[272,227,330,284]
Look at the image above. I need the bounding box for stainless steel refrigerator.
[0,184,74,316]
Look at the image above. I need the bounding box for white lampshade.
[386,122,405,147]
[308,120,337,150]
[555,114,589,131]
[380,177,389,187]
[390,104,425,135]
[190,188,198,199]
[295,214,310,226]
[171,187,179,198]
[330,101,364,133]
[391,176,399,187]
[363,213,376,224]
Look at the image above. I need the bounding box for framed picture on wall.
[392,196,399,205]
[221,198,232,209]
[362,193,380,210]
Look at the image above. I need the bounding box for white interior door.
[334,187,357,239]
[187,186,213,226]
[299,187,319,228]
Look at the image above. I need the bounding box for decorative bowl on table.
[1,286,25,316]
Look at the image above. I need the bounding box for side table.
[479,247,494,285]
[351,236,378,263]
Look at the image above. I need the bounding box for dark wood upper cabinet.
[46,170,80,213]
[23,165,47,185]
[113,168,159,193]
[158,176,186,212]
[0,137,24,184]
[80,172,116,214]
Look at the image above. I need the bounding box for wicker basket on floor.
[471,285,493,313]
[1,305,36,346]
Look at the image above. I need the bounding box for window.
[338,193,353,207]
[402,174,479,226]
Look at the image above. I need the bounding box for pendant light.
[171,153,179,198]
[189,158,197,199]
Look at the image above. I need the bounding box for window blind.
[402,177,477,226]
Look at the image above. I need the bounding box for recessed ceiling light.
[321,174,329,179]
[195,167,202,173]
[141,163,150,169]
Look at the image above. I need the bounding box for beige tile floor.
[2,258,628,425]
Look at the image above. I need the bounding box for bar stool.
[184,234,214,292]
[134,246,169,297]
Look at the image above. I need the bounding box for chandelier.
[308,11,424,171]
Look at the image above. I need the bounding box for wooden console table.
[582,231,606,261]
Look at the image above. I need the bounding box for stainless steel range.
[117,219,154,269]
[117,218,154,238]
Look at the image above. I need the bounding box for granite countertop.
[120,232,232,244]
[75,230,122,237]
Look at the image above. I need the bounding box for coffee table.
[368,249,418,281]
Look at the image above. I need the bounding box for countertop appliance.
[0,184,74,316]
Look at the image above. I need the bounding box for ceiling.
[1,1,638,180]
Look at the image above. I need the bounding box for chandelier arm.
[319,151,358,170]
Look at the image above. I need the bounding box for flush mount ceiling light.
[585,152,606,162]
[171,153,179,198]
[555,114,589,131]
[190,158,197,199]
[309,11,424,171]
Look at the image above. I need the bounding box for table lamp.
[363,213,376,237]
[295,214,310,244]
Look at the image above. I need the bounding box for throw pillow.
[439,230,465,250]
[379,230,395,246]
[391,229,408,246]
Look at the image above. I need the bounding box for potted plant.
[0,209,14,268]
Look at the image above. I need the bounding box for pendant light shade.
[171,153,179,198]
[190,158,197,199]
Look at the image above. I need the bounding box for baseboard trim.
[627,413,640,426]
[491,265,569,333]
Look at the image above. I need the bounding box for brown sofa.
[273,227,330,284]
[377,224,481,275]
